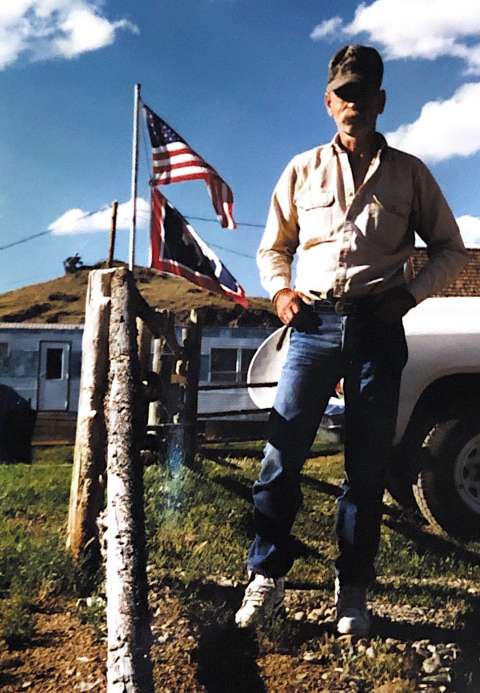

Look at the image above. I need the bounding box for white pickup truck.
[248,297,480,541]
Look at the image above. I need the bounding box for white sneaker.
[335,579,371,637]
[235,574,285,628]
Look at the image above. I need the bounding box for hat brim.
[327,74,379,92]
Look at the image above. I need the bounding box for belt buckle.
[334,299,345,315]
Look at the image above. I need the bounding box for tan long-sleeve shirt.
[257,134,468,304]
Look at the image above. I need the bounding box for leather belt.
[310,295,373,316]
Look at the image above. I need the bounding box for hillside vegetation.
[0,263,278,327]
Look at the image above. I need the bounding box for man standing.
[235,45,467,636]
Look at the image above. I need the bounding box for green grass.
[145,446,480,690]
[1,441,480,689]
[0,446,76,647]
[146,447,480,590]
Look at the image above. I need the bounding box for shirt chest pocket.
[296,190,336,246]
[363,195,412,252]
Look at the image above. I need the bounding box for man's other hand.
[274,289,303,325]
[372,286,416,323]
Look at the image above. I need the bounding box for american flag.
[150,189,248,308]
[144,104,236,230]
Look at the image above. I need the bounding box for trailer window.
[46,348,63,380]
[0,343,8,372]
[240,349,256,382]
[210,348,237,383]
[210,347,257,384]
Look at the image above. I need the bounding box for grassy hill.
[0,263,279,327]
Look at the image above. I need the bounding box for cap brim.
[327,74,376,92]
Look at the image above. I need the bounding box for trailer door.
[38,341,70,411]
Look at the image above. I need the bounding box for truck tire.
[413,418,480,540]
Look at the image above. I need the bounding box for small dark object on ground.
[0,385,37,464]
[63,254,84,274]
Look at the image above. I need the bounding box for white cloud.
[457,215,480,247]
[385,82,480,163]
[311,0,480,73]
[49,197,149,235]
[310,17,343,41]
[0,1,138,69]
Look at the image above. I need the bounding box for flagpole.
[128,83,141,271]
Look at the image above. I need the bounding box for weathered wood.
[130,287,182,354]
[107,201,118,268]
[136,318,153,432]
[105,268,153,693]
[136,318,152,381]
[166,309,202,468]
[147,311,176,429]
[182,309,202,463]
[67,269,114,559]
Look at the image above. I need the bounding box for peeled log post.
[105,268,153,693]
[147,311,175,429]
[67,269,114,560]
[182,309,202,464]
[136,318,152,381]
[136,317,152,434]
[166,309,202,469]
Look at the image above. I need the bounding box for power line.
[186,215,264,229]
[0,230,51,251]
[2,212,264,253]
[209,243,255,260]
[1,222,259,261]
[136,208,264,228]
[2,119,265,253]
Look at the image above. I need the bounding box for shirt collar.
[330,132,387,158]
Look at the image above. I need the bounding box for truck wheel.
[413,418,480,540]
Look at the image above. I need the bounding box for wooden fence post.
[183,309,202,462]
[67,269,114,560]
[105,268,153,693]
[166,309,202,469]
[136,317,152,433]
[147,311,175,430]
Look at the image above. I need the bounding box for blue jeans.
[247,309,408,586]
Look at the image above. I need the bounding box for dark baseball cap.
[327,45,383,92]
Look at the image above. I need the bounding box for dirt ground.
[1,577,479,693]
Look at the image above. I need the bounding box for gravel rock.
[303,651,317,661]
[421,671,452,685]
[307,607,328,622]
[76,680,103,692]
[422,652,441,674]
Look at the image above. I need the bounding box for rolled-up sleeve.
[257,159,300,299]
[408,160,469,303]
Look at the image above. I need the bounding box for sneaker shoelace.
[243,579,277,606]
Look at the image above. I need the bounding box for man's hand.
[372,286,416,323]
[274,289,303,325]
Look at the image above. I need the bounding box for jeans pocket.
[290,305,322,333]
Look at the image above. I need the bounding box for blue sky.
[2,0,480,299]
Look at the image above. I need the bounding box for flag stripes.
[144,103,236,229]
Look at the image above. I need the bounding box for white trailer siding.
[0,323,83,411]
[0,323,276,416]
